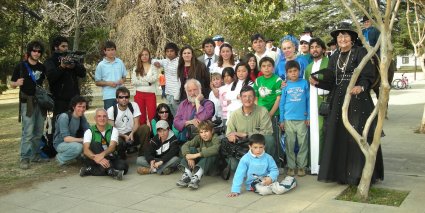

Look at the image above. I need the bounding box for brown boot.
[137,167,151,175]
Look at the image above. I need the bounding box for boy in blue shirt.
[279,60,310,177]
[95,41,127,110]
[227,134,279,197]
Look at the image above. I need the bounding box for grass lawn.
[0,98,103,196]
[336,185,409,207]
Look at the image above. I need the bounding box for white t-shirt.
[83,127,119,151]
[107,102,141,134]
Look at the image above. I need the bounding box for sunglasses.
[118,96,130,99]
[300,41,309,45]
[32,50,42,53]
[158,111,169,114]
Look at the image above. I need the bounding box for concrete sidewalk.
[1,79,425,213]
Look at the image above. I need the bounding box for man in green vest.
[304,38,329,175]
[79,108,128,180]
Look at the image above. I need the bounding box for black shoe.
[79,166,92,177]
[108,168,124,181]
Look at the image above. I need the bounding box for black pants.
[84,142,129,176]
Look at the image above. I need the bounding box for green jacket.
[304,57,329,80]
[181,134,220,158]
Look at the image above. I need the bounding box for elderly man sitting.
[225,86,276,170]
[174,79,215,142]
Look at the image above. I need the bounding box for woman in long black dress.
[309,22,384,185]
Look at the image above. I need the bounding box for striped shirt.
[155,57,180,100]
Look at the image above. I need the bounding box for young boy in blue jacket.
[227,134,279,197]
[279,60,310,177]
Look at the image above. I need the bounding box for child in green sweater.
[176,120,220,189]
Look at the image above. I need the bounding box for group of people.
[11,19,384,196]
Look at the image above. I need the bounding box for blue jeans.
[103,99,117,110]
[136,156,180,174]
[166,94,179,116]
[20,103,45,161]
[55,142,83,165]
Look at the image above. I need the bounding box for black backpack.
[112,103,134,123]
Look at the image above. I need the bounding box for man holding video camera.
[45,36,86,134]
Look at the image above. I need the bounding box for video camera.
[59,51,86,65]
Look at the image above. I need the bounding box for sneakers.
[20,159,30,170]
[31,155,50,163]
[188,175,200,189]
[176,173,191,187]
[79,166,92,177]
[297,168,306,177]
[287,168,295,177]
[137,167,151,175]
[108,169,124,181]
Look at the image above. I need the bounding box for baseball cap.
[156,120,169,130]
[300,35,312,43]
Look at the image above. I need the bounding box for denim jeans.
[103,99,117,110]
[166,94,179,116]
[20,103,45,161]
[136,156,180,174]
[55,142,83,165]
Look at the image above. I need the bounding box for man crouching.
[79,108,129,180]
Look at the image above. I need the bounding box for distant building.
[396,54,421,70]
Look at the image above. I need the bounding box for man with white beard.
[173,79,215,142]
[304,38,329,175]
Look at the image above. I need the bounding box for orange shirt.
[159,74,166,86]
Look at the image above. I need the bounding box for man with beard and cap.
[304,38,329,175]
[173,79,215,143]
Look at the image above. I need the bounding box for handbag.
[318,89,330,117]
[23,62,54,111]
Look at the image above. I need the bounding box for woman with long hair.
[131,48,158,125]
[210,43,237,74]
[177,45,210,101]
[242,53,261,81]
[151,103,179,136]
[226,62,253,120]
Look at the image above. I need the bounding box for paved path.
[1,76,425,213]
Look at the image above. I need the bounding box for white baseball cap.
[300,35,312,43]
[156,120,169,130]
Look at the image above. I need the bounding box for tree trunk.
[420,53,425,74]
[356,150,377,200]
[73,0,80,51]
[420,105,425,133]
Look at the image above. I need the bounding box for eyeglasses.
[118,96,130,99]
[32,50,42,53]
[158,111,169,114]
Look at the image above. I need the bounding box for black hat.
[330,22,358,39]
[327,39,336,47]
[360,15,370,23]
[302,27,313,33]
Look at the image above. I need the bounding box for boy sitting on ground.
[227,134,296,197]
[136,120,180,175]
[176,120,220,189]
